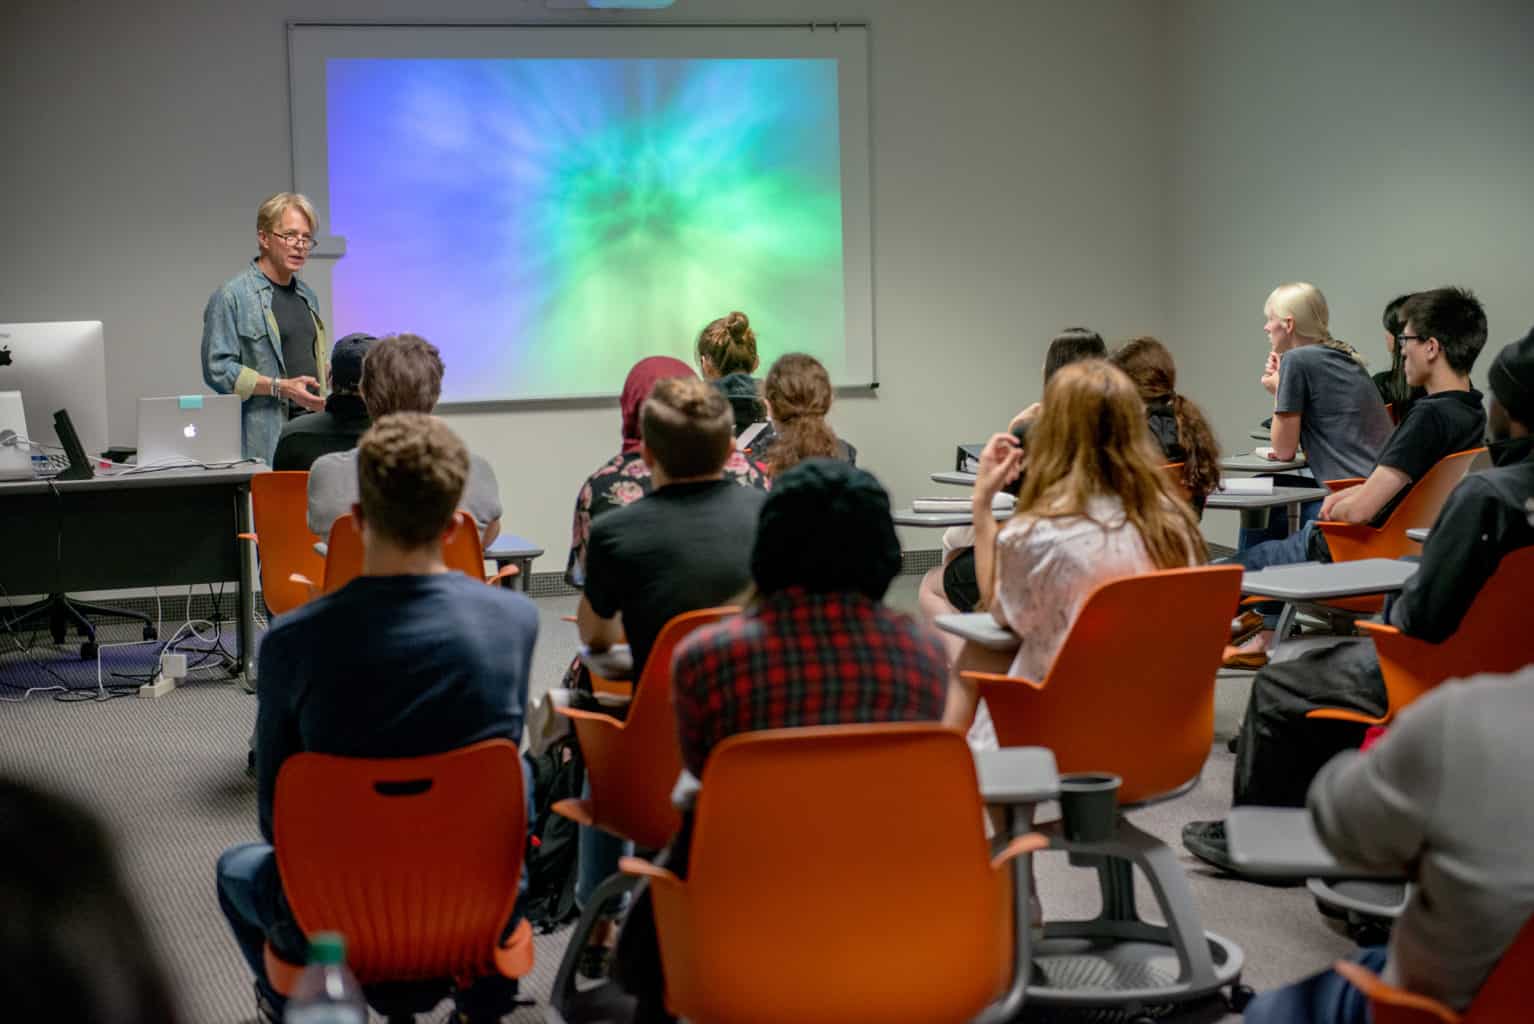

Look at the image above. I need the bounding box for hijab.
[620,356,695,454]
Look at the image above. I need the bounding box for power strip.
[138,652,188,699]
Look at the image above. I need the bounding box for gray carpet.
[0,580,1356,1023]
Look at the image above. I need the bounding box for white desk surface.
[1240,558,1418,601]
[975,747,1060,805]
[893,507,1011,528]
[1205,485,1329,511]
[1226,807,1402,880]
[935,612,1021,651]
[931,470,978,487]
[1406,528,1430,543]
[1221,451,1307,473]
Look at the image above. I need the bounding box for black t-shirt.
[268,276,318,411]
[1146,403,1187,463]
[583,478,765,680]
[1372,388,1487,524]
[270,393,371,472]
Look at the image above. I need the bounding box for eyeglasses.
[1395,334,1430,346]
[268,231,316,251]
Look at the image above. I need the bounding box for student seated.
[1372,292,1425,423]
[0,778,182,1024]
[574,376,767,970]
[271,332,376,472]
[1243,664,1534,1024]
[918,327,1107,626]
[695,310,766,436]
[614,458,950,1024]
[944,360,1205,749]
[1237,286,1488,573]
[217,413,539,1023]
[758,352,857,474]
[307,333,504,546]
[1111,336,1222,513]
[1239,282,1393,552]
[564,355,768,589]
[1183,328,1534,871]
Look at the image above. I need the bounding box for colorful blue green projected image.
[327,58,847,402]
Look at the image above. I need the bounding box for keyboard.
[33,453,71,477]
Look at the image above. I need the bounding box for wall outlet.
[160,653,188,680]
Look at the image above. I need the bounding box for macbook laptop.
[0,390,33,480]
[135,395,243,469]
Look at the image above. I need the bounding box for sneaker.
[1181,820,1236,872]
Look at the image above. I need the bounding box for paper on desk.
[1218,477,1275,495]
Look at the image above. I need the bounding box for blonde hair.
[1265,282,1366,365]
[256,192,317,235]
[1012,360,1205,569]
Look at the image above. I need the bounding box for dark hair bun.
[726,311,750,340]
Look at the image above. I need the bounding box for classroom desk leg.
[236,484,256,688]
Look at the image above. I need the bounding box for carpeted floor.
[0,578,1358,1023]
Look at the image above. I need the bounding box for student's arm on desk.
[1308,690,1443,873]
[1320,466,1408,523]
[576,595,623,653]
[1268,412,1302,462]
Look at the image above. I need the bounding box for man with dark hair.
[1185,328,1534,872]
[216,413,539,1023]
[573,375,766,974]
[616,459,950,1023]
[306,333,503,544]
[1237,285,1488,572]
[271,332,377,471]
[577,376,765,680]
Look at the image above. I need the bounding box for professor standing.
[201,192,329,464]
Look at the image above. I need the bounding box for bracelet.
[273,377,284,397]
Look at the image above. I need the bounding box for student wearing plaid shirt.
[616,458,947,1022]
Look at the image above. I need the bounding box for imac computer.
[0,321,110,460]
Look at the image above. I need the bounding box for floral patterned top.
[564,449,770,587]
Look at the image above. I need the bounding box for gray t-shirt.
[1310,666,1534,1010]
[306,448,503,539]
[1274,343,1393,485]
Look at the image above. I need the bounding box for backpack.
[522,730,585,932]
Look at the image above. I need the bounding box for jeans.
[217,769,533,1013]
[576,775,634,916]
[1237,519,1322,572]
[1243,946,1386,1024]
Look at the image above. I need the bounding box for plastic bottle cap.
[307,932,347,966]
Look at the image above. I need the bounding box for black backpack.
[522,729,585,933]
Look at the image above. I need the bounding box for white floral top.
[968,494,1183,750]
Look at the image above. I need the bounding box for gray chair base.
[1024,818,1247,1015]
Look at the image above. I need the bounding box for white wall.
[0,0,1171,573]
[1167,0,1534,541]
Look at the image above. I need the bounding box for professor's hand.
[279,375,324,412]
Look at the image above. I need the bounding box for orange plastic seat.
[964,565,1243,805]
[292,511,516,596]
[1307,546,1534,728]
[262,739,534,997]
[1335,912,1534,1024]
[237,471,324,616]
[621,724,1042,1024]
[1318,448,1485,563]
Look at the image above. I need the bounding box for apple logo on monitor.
[183,423,198,439]
[0,346,11,367]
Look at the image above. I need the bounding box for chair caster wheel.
[1228,982,1256,1011]
[80,641,98,660]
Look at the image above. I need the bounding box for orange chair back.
[653,724,1013,1024]
[250,471,324,615]
[270,740,531,985]
[1320,448,1485,563]
[1313,546,1534,728]
[974,566,1242,805]
[578,606,738,850]
[320,511,487,594]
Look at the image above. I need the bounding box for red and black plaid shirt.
[672,588,949,777]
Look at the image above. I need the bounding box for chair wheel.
[80,641,98,660]
[1228,983,1256,1011]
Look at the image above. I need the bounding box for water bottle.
[284,932,367,1024]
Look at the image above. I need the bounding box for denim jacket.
[200,259,328,464]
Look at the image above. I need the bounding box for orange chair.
[547,605,739,1017]
[620,724,1042,1024]
[1307,545,1534,729]
[237,471,324,616]
[961,565,1250,1014]
[1334,912,1534,1024]
[1317,448,1485,563]
[263,739,534,1013]
[292,511,517,596]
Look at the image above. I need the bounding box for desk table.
[892,507,1010,528]
[931,470,978,487]
[1206,485,1329,533]
[1406,528,1429,544]
[0,464,260,683]
[1220,452,1307,474]
[1241,557,1417,651]
[1225,807,1402,880]
[936,612,1021,651]
[485,534,544,592]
